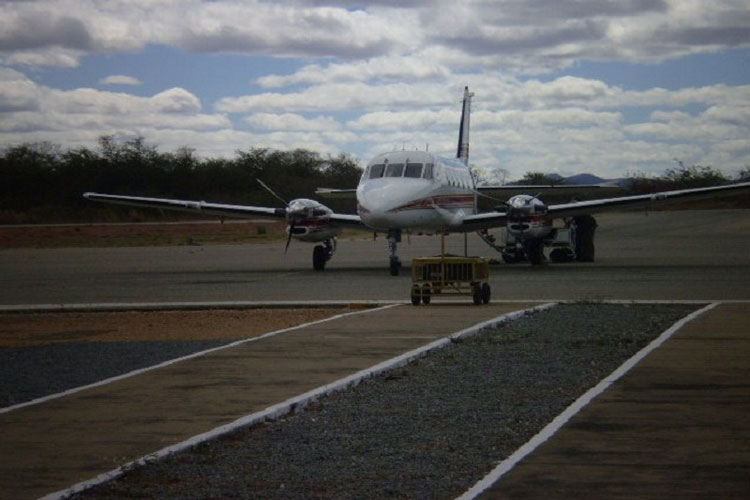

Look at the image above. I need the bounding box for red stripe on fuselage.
[389,195,474,212]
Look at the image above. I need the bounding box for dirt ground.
[0,308,347,348]
[0,220,288,248]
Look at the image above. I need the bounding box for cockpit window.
[423,163,434,180]
[385,163,404,177]
[404,163,422,178]
[369,164,385,179]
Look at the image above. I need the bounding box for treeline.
[518,160,750,191]
[0,137,362,223]
[2,138,748,223]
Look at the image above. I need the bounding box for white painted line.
[456,301,720,500]
[0,300,400,313]
[40,303,557,500]
[0,304,401,415]
[4,298,748,313]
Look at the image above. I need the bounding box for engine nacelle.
[505,195,553,240]
[285,198,339,243]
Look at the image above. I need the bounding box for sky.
[1,0,749,181]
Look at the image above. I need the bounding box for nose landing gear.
[387,229,402,276]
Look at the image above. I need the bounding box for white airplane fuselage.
[356,150,476,233]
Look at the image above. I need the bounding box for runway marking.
[456,301,720,500]
[0,303,400,415]
[40,303,557,500]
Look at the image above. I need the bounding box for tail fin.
[456,86,473,165]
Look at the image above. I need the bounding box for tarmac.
[0,302,539,500]
[1,209,749,498]
[475,301,750,499]
[1,301,749,499]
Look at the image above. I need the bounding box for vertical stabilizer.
[456,86,473,165]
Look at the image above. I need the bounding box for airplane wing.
[476,183,621,197]
[460,181,750,231]
[82,192,367,230]
[315,187,358,199]
[546,181,750,219]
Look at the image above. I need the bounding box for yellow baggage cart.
[410,256,491,305]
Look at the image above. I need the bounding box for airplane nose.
[357,185,395,229]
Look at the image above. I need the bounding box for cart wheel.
[481,282,491,304]
[411,284,421,306]
[421,284,431,305]
[472,283,482,305]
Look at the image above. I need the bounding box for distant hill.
[506,173,622,186]
[563,173,608,185]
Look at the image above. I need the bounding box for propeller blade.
[257,179,289,207]
[285,222,294,254]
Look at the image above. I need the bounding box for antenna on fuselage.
[456,86,473,166]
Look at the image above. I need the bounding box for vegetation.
[1,137,747,224]
[0,137,361,223]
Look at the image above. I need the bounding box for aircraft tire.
[524,239,545,265]
[389,258,401,276]
[313,245,327,271]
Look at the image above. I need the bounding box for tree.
[516,171,564,186]
[737,166,750,182]
[662,159,726,189]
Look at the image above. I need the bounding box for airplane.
[84,87,750,275]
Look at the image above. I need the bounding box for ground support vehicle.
[410,256,491,305]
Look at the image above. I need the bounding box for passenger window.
[423,163,433,180]
[385,163,404,177]
[404,163,422,178]
[369,164,385,179]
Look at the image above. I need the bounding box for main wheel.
[312,245,326,271]
[524,239,545,265]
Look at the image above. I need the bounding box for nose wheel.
[387,229,402,276]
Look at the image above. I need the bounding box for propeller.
[257,179,288,207]
[257,179,294,254]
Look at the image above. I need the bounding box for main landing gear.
[312,238,336,271]
[388,229,402,276]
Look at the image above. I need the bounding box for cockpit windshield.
[404,163,422,178]
[368,164,385,179]
[385,163,404,177]
[365,159,434,182]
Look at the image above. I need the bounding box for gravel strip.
[73,303,699,499]
[0,340,237,407]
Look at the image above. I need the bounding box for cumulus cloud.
[0,71,230,153]
[1,0,748,71]
[100,75,142,86]
[245,113,340,132]
[1,1,749,178]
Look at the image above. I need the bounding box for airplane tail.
[456,86,473,165]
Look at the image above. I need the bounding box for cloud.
[245,113,340,132]
[0,72,229,152]
[2,0,748,71]
[100,75,142,86]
